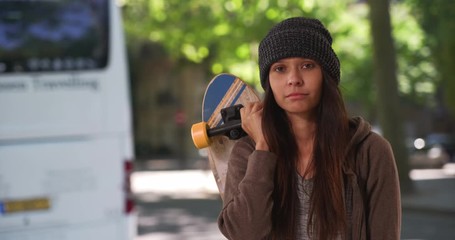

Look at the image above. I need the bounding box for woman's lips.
[286,92,309,99]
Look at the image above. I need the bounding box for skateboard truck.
[218,104,246,140]
[191,104,246,149]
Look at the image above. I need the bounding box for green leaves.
[408,0,455,115]
[121,0,444,114]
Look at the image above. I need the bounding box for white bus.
[0,0,137,239]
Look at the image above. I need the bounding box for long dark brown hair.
[262,71,350,240]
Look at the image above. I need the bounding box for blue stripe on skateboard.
[230,84,246,107]
[203,74,236,122]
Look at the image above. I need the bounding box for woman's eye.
[302,63,315,69]
[273,66,285,72]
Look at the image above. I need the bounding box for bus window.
[0,0,109,73]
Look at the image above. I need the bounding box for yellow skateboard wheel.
[191,122,211,149]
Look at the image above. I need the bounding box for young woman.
[217,17,401,240]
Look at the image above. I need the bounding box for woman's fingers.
[240,102,265,144]
[239,102,269,151]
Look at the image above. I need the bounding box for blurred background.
[0,0,454,239]
[122,0,455,172]
[122,0,455,239]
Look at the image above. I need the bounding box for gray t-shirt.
[296,173,342,240]
[296,173,314,239]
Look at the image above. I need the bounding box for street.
[402,208,455,239]
[135,198,224,240]
[132,168,455,240]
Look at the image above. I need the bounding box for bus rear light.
[125,198,135,214]
[124,160,135,214]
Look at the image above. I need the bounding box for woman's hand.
[240,102,269,151]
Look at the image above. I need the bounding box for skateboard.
[191,73,260,200]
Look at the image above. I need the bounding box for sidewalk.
[133,160,455,212]
[132,161,455,240]
[401,164,455,214]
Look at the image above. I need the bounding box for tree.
[120,0,443,163]
[367,0,413,193]
[408,0,455,130]
[121,1,371,85]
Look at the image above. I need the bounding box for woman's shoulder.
[348,117,395,172]
[363,131,392,150]
[348,116,391,151]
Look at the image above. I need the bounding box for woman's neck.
[287,113,317,144]
[287,113,317,178]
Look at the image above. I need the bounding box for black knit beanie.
[258,17,340,89]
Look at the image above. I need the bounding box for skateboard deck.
[191,73,260,200]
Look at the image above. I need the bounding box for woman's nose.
[287,70,303,86]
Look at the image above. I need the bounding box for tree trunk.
[367,0,414,193]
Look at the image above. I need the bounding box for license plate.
[0,197,50,214]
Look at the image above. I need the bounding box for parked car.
[425,133,455,162]
[408,133,455,169]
